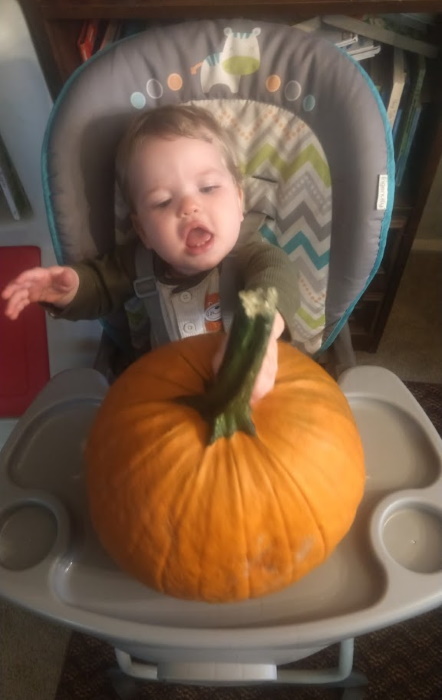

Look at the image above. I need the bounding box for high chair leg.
[320,322,357,379]
[332,322,357,372]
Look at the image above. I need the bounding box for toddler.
[2,104,299,402]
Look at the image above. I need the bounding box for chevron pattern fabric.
[196,99,332,354]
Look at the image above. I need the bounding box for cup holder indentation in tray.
[0,503,57,570]
[383,504,442,574]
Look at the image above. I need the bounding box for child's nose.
[179,195,199,217]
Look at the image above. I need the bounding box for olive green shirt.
[52,224,299,340]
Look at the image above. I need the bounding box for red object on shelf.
[0,246,50,417]
[77,19,101,62]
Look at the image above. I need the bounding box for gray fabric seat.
[42,18,394,356]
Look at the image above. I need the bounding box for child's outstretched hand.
[212,311,285,405]
[1,266,80,320]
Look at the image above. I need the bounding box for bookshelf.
[17,0,442,352]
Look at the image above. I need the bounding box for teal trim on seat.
[41,35,135,265]
[317,54,395,355]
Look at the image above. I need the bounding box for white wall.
[0,0,52,226]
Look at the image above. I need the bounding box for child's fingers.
[3,290,31,320]
[9,300,29,320]
[2,271,49,318]
[1,280,21,300]
[1,268,47,300]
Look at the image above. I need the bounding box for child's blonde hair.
[116,104,242,210]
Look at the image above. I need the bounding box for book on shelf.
[322,15,438,58]
[395,104,423,186]
[369,46,407,127]
[0,135,31,222]
[96,20,121,52]
[292,17,378,61]
[392,106,404,143]
[77,19,148,62]
[376,13,438,40]
[293,17,358,48]
[77,19,101,62]
[386,48,406,128]
[346,36,381,61]
[394,52,427,186]
[118,20,149,39]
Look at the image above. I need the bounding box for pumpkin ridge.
[158,442,226,597]
[254,409,361,557]
[184,449,222,600]
[248,436,325,580]
[102,415,200,490]
[155,462,201,593]
[195,443,253,601]
[226,444,252,600]
[252,450,302,592]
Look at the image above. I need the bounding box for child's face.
[129,135,244,276]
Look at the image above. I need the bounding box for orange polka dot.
[266,75,281,93]
[167,73,183,91]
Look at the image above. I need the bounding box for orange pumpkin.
[86,289,365,603]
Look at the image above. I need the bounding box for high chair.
[1,19,441,698]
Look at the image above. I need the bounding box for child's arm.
[249,310,284,404]
[2,240,138,322]
[1,266,79,320]
[212,311,285,405]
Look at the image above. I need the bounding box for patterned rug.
[55,381,442,700]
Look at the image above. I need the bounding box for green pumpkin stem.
[177,287,278,443]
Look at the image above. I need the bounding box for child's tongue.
[186,227,211,248]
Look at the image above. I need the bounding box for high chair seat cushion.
[43,19,394,355]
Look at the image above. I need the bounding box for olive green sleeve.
[44,239,138,321]
[235,227,299,341]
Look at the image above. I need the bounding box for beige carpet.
[0,250,441,700]
[56,598,442,699]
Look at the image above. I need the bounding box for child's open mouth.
[185,226,214,254]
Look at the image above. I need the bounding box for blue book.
[392,107,403,143]
[394,53,426,181]
[395,104,423,186]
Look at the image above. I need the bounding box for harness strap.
[133,243,170,348]
[134,242,241,346]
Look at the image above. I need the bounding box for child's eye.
[200,185,219,194]
[152,198,171,209]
